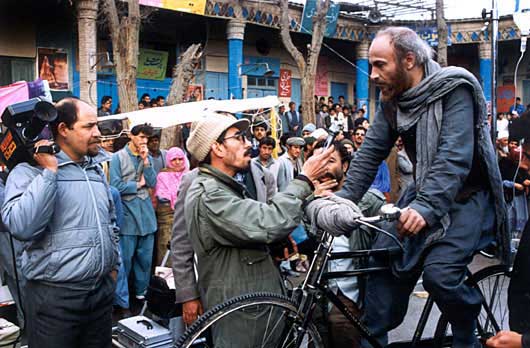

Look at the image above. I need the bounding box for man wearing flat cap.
[276,137,305,192]
[250,116,268,158]
[184,112,333,347]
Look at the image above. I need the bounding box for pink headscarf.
[155,147,189,209]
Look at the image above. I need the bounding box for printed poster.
[137,48,169,81]
[497,85,516,113]
[186,85,203,102]
[37,48,69,91]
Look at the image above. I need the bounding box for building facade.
[0,0,527,118]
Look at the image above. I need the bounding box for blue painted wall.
[355,58,370,117]
[480,58,492,102]
[204,72,229,100]
[291,78,301,106]
[330,82,348,102]
[96,75,172,108]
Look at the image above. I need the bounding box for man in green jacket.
[184,112,334,347]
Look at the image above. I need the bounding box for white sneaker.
[135,295,145,301]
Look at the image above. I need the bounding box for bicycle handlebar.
[351,204,405,252]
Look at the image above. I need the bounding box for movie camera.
[0,98,60,170]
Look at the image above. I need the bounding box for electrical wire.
[511,36,527,114]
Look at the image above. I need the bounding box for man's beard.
[378,64,410,102]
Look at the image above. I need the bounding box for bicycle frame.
[288,226,491,348]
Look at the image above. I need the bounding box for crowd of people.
[0,26,529,348]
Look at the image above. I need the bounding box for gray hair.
[376,27,434,66]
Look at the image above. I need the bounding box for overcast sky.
[290,0,518,20]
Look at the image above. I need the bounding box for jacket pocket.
[240,249,269,265]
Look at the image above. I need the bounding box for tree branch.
[307,0,330,75]
[100,0,120,35]
[279,0,306,73]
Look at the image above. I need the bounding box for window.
[0,56,35,86]
[247,77,277,89]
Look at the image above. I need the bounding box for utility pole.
[436,0,448,67]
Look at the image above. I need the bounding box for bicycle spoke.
[262,308,289,347]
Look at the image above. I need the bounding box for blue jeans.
[120,233,154,298]
[361,190,496,348]
[113,245,129,308]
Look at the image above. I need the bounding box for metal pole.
[491,0,498,144]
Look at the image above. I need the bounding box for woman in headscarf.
[155,147,189,208]
[154,147,189,265]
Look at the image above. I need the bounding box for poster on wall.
[315,57,328,96]
[137,49,169,81]
[139,0,207,15]
[37,48,69,91]
[186,85,203,102]
[278,69,292,97]
[497,85,516,113]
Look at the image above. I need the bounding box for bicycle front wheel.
[175,292,324,348]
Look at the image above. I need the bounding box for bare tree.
[167,44,203,105]
[100,0,141,113]
[436,0,448,67]
[279,0,330,125]
[160,43,203,149]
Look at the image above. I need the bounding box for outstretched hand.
[301,146,335,182]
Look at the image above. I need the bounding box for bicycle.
[175,205,511,348]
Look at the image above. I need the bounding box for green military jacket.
[184,163,312,305]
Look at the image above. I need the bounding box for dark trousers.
[328,291,362,348]
[361,191,495,348]
[509,218,530,333]
[26,275,115,348]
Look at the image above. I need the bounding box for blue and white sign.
[300,0,340,37]
[407,23,453,47]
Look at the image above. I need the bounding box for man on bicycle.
[336,27,507,348]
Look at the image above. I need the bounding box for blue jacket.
[2,150,120,290]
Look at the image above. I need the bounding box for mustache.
[244,149,252,156]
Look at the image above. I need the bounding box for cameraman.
[2,98,119,348]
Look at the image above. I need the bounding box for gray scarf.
[396,59,489,233]
[397,59,488,187]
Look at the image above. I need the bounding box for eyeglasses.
[222,130,248,143]
[355,133,365,137]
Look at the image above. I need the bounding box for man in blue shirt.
[509,97,525,116]
[111,124,157,301]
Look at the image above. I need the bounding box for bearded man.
[336,27,506,348]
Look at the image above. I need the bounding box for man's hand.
[137,175,146,189]
[182,299,203,326]
[139,144,149,165]
[301,146,335,182]
[486,331,522,348]
[34,140,58,173]
[313,179,337,197]
[515,183,524,191]
[397,208,426,237]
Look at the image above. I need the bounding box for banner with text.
[137,48,169,81]
[315,57,328,96]
[278,69,292,98]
